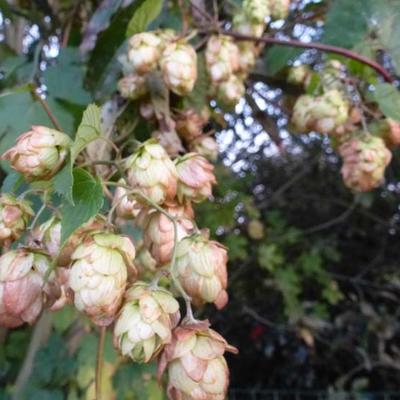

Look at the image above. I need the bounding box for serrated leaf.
[126,0,163,37]
[60,168,104,244]
[71,104,102,163]
[373,83,400,121]
[43,48,92,106]
[53,158,74,204]
[322,0,370,48]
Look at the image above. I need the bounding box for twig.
[95,326,106,400]
[216,30,394,83]
[303,200,357,234]
[62,1,80,48]
[12,312,53,400]
[30,86,63,131]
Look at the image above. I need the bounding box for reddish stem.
[219,30,394,83]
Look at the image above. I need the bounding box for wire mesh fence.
[229,389,400,400]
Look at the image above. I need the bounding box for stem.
[29,202,46,231]
[217,30,394,83]
[95,326,106,400]
[30,86,63,131]
[12,312,52,400]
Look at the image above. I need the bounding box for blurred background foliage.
[1,0,400,398]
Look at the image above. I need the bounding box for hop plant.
[205,35,240,83]
[114,282,180,363]
[127,32,162,75]
[2,125,72,181]
[160,41,197,96]
[158,321,238,400]
[118,74,148,100]
[217,75,245,107]
[30,216,106,267]
[175,234,228,309]
[140,202,195,265]
[125,140,178,205]
[243,0,270,23]
[189,136,219,161]
[0,249,58,328]
[69,233,137,326]
[175,153,216,203]
[339,135,392,192]
[0,194,33,248]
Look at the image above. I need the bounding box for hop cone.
[158,321,238,400]
[175,153,216,204]
[2,125,72,181]
[69,233,137,326]
[127,32,162,75]
[114,282,180,362]
[125,140,178,205]
[175,234,228,309]
[0,194,33,247]
[339,135,392,192]
[0,249,58,327]
[141,202,195,265]
[160,42,197,96]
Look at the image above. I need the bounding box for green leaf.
[71,104,102,163]
[258,243,284,272]
[223,234,248,262]
[0,90,54,155]
[126,0,163,37]
[52,305,77,333]
[60,168,104,244]
[43,48,92,106]
[369,1,400,74]
[264,46,303,75]
[80,0,125,54]
[1,171,24,193]
[373,83,400,121]
[53,158,74,204]
[184,54,209,112]
[322,0,370,48]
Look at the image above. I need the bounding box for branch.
[95,326,106,400]
[30,86,63,131]
[245,92,284,151]
[218,30,394,83]
[12,312,52,400]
